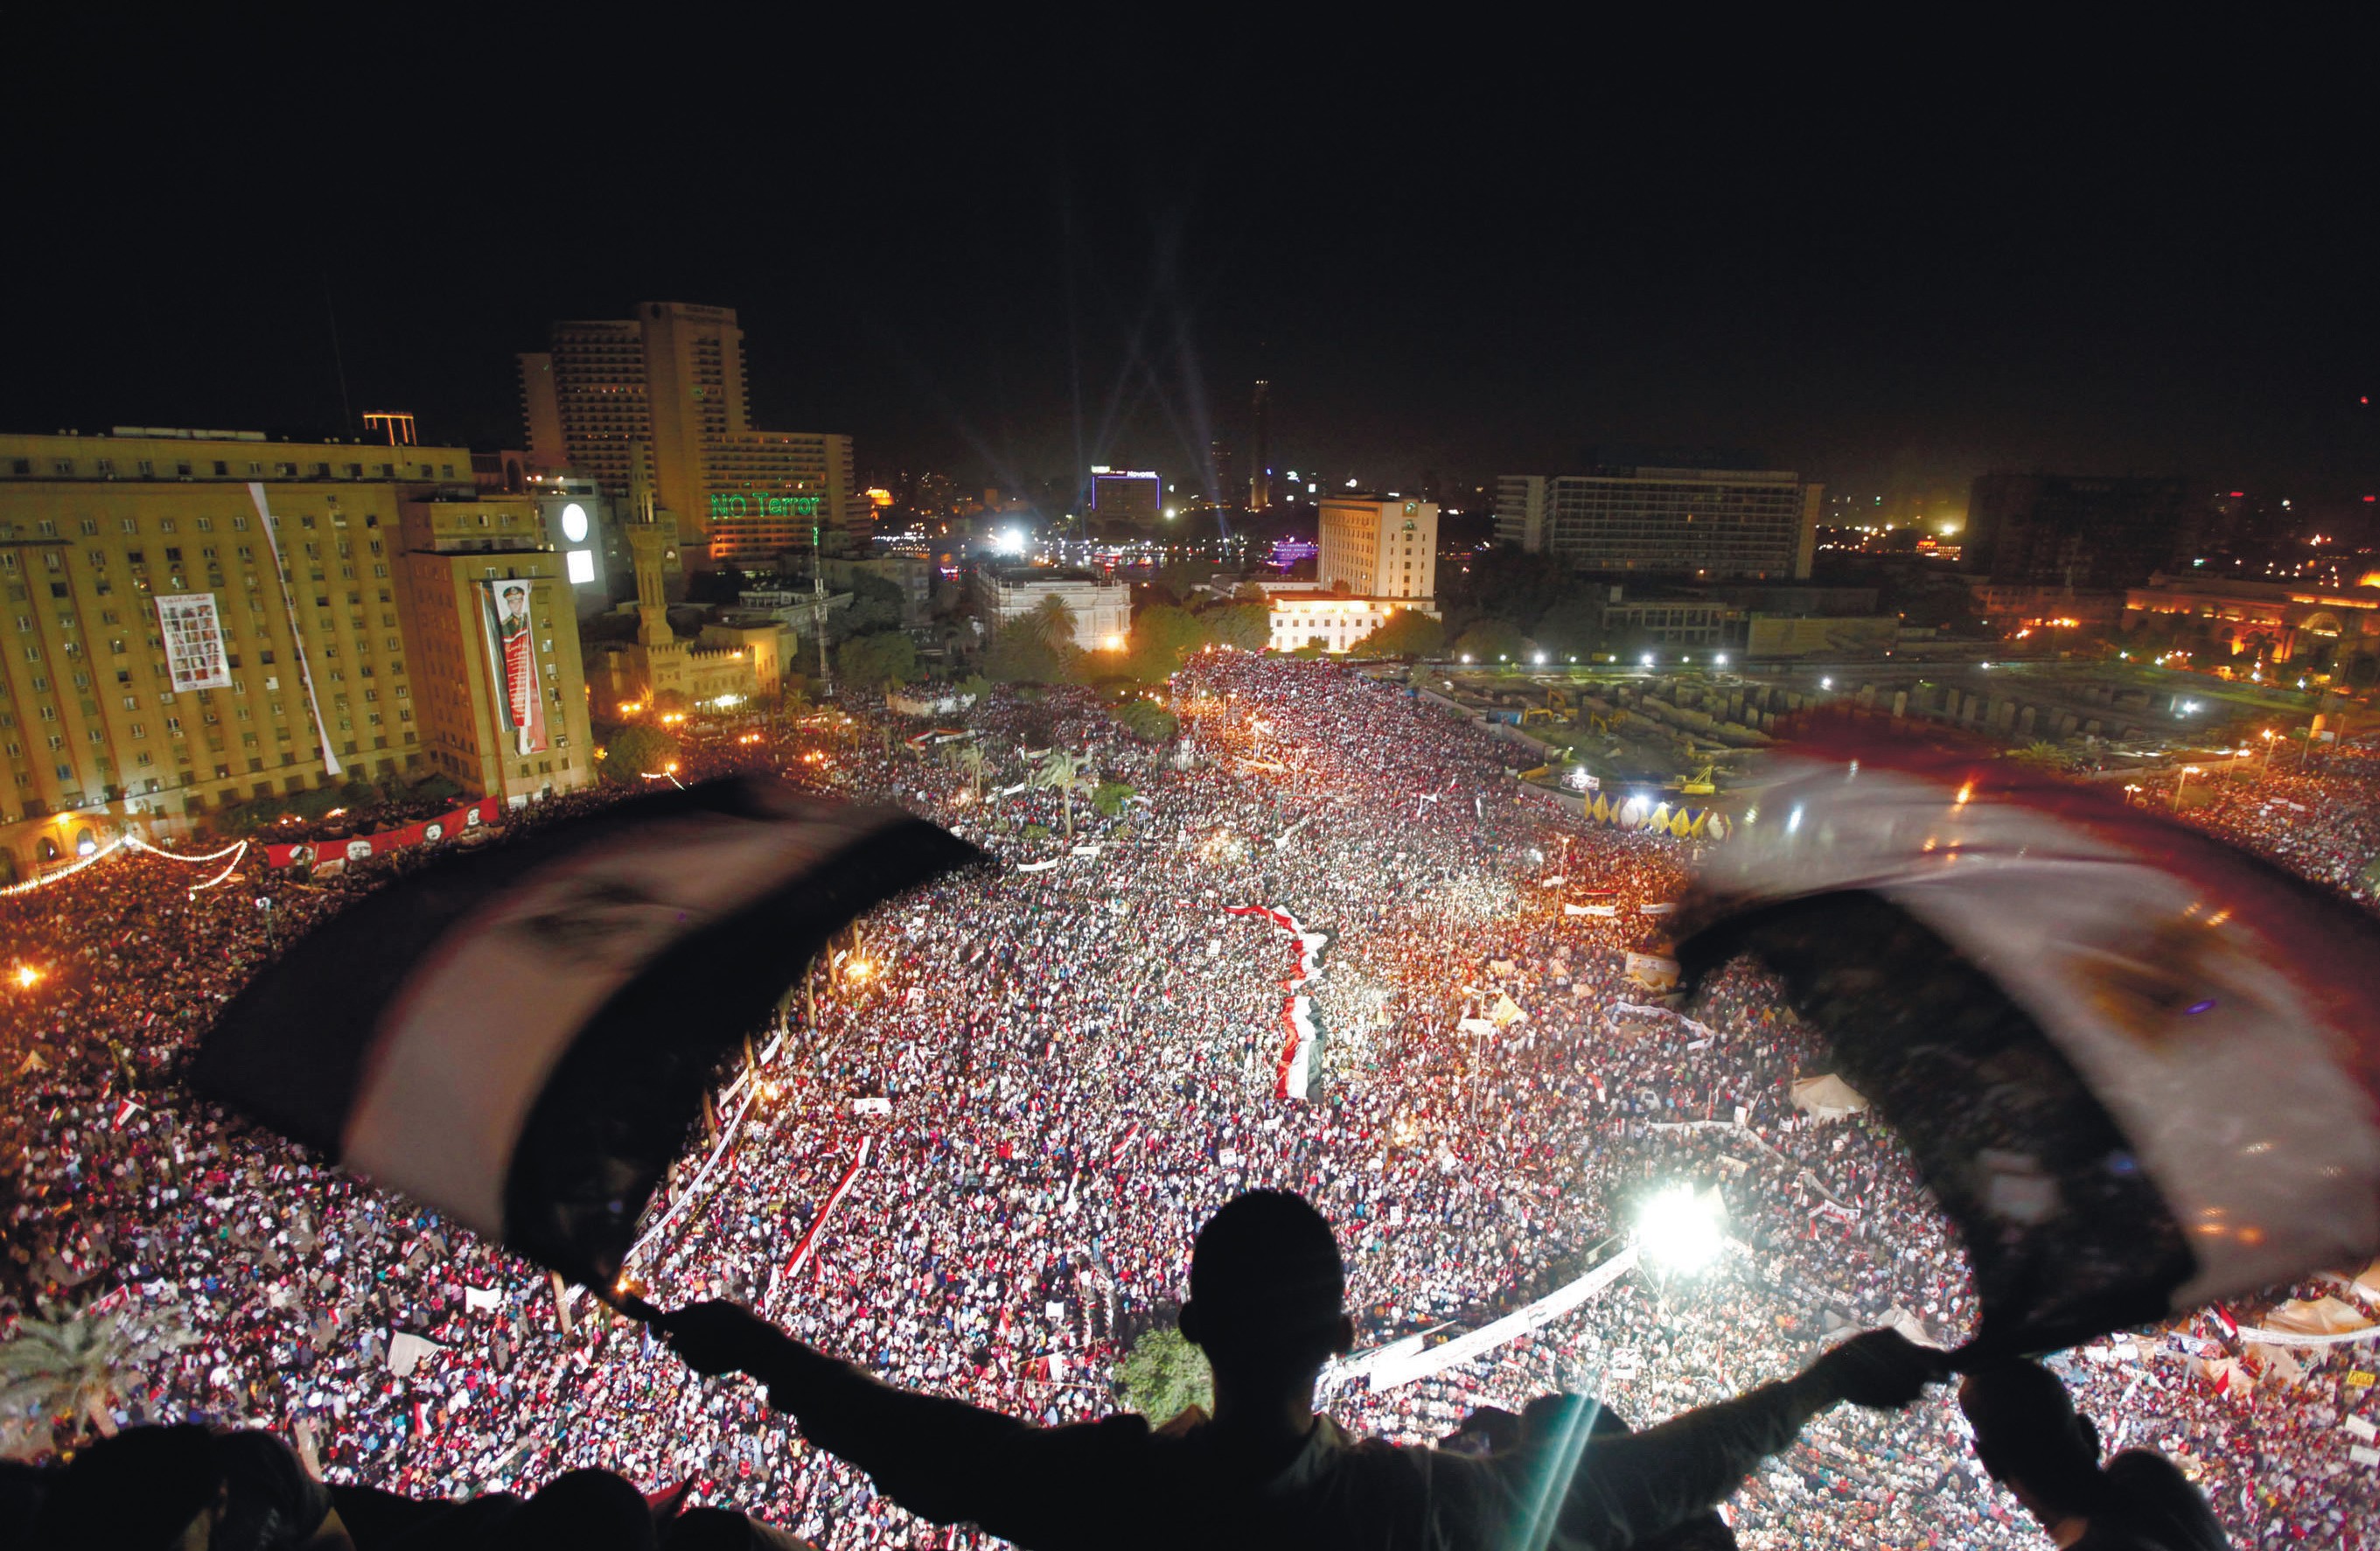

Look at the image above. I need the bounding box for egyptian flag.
[1677,729,2380,1358]
[193,777,979,1290]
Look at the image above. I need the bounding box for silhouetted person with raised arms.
[664,1189,1942,1548]
[1958,1359,2229,1549]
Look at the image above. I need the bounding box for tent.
[1789,1073,1872,1122]
[2263,1296,2375,1338]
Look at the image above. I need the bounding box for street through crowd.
[4,656,2377,1548]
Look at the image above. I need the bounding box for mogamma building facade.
[0,430,590,881]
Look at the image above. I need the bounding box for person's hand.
[657,1299,789,1380]
[1801,1329,1944,1411]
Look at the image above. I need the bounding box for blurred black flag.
[194,777,979,1289]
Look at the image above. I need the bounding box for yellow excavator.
[1666,763,1718,795]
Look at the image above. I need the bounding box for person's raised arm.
[1508,1329,1944,1548]
[660,1299,1146,1546]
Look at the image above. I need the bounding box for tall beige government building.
[518,302,866,567]
[0,430,592,881]
[1264,494,1441,654]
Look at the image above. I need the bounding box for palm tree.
[0,1299,195,1442]
[1032,749,1094,838]
[1027,593,1078,649]
[956,744,988,801]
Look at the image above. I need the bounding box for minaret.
[1249,379,1272,512]
[627,495,674,650]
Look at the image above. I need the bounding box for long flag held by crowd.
[1677,730,2380,1357]
[1225,905,1332,1101]
[193,778,981,1289]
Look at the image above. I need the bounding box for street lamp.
[2174,765,2202,811]
[2261,729,2278,771]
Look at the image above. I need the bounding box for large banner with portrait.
[154,593,233,692]
[262,800,492,870]
[478,579,548,755]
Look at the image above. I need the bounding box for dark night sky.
[7,23,2372,513]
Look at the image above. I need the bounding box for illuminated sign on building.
[711,493,821,520]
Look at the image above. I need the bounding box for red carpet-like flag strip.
[768,1136,873,1309]
[1225,905,1332,1101]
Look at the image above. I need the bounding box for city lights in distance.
[1637,1183,1724,1273]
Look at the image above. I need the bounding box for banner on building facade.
[262,801,492,869]
[154,594,233,692]
[479,579,548,756]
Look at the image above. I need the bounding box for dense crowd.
[4,654,2377,1548]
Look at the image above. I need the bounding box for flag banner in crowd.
[1225,905,1332,1101]
[770,1136,873,1308]
[262,800,494,869]
[194,777,980,1289]
[1678,730,2380,1357]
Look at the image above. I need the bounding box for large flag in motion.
[194,778,979,1290]
[1678,731,2380,1358]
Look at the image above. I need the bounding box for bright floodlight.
[995,527,1026,555]
[1637,1184,1724,1273]
[1532,652,1546,665]
[1640,653,1654,667]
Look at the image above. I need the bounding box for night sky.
[9,24,2372,513]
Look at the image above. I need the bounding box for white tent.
[1789,1073,1871,1122]
[2264,1295,2374,1338]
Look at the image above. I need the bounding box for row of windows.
[6,458,456,481]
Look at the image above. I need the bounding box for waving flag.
[194,777,979,1289]
[1679,731,2380,1357]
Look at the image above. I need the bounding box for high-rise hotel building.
[1496,468,1821,579]
[518,302,865,565]
[0,430,591,881]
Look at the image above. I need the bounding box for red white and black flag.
[192,777,979,1289]
[1679,730,2380,1357]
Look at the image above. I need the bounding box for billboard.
[1744,615,1899,660]
[154,594,233,692]
[478,579,548,755]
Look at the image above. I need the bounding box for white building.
[1267,592,1438,654]
[973,567,1131,650]
[1319,495,1438,600]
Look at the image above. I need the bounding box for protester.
[655,1188,1946,1549]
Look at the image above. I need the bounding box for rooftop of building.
[981,566,1114,586]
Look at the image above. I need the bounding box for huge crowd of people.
[4,653,2378,1548]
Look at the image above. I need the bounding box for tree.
[839,632,918,693]
[1031,749,1095,838]
[1199,600,1271,652]
[1351,611,1446,660]
[1121,604,1209,683]
[986,618,1080,685]
[1026,593,1078,648]
[0,1299,195,1441]
[1452,619,1533,663]
[1111,699,1179,743]
[955,743,988,800]
[1116,1327,1211,1425]
[1530,595,1606,658]
[1092,779,1134,818]
[600,724,679,784]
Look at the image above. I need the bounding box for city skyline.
[7,26,2373,512]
